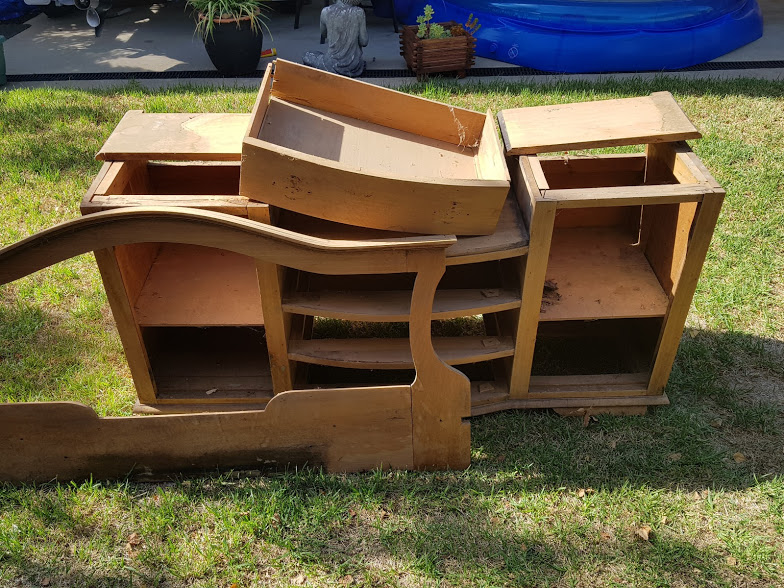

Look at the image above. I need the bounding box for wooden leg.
[647,192,724,394]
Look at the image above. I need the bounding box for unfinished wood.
[134,401,272,414]
[470,386,668,416]
[282,288,521,322]
[508,157,556,398]
[477,110,511,182]
[645,141,707,186]
[90,194,256,216]
[541,227,670,321]
[114,243,160,308]
[528,373,649,398]
[248,204,295,394]
[0,386,414,481]
[95,161,142,197]
[288,336,515,369]
[268,59,485,147]
[92,248,157,404]
[80,162,114,214]
[259,97,479,180]
[498,92,701,155]
[0,207,457,282]
[96,111,247,161]
[541,183,706,208]
[133,244,264,327]
[407,251,471,470]
[647,191,724,394]
[246,62,274,141]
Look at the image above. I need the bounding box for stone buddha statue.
[303,0,368,77]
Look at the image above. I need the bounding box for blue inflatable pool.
[394,0,764,73]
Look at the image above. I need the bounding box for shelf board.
[134,244,264,327]
[288,336,515,369]
[282,288,521,322]
[540,227,670,322]
[276,193,528,265]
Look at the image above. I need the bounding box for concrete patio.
[3,0,783,87]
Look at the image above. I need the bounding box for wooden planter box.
[400,22,475,80]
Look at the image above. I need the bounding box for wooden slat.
[133,244,264,327]
[542,183,706,208]
[528,373,650,398]
[268,59,486,147]
[282,288,521,322]
[90,195,254,216]
[540,227,670,321]
[498,92,701,155]
[96,111,248,161]
[471,390,668,417]
[288,336,515,369]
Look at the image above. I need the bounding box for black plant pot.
[202,16,263,76]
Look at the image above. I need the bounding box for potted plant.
[399,5,478,81]
[187,0,270,76]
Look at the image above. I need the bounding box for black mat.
[4,60,784,82]
[0,23,31,40]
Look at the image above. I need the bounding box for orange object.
[261,48,277,58]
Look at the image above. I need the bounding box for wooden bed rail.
[0,207,471,480]
[0,207,456,284]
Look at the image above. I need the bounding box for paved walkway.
[3,0,782,87]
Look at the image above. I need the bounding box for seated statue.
[303,0,368,77]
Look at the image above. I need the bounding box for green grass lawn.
[1,77,783,587]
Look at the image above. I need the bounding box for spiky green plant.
[187,0,270,40]
[416,4,451,39]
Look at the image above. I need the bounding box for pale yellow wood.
[498,92,701,155]
[288,336,515,369]
[0,386,414,481]
[647,191,724,394]
[268,59,486,147]
[282,288,521,322]
[245,62,274,140]
[508,157,556,399]
[96,111,248,161]
[540,227,670,321]
[476,110,511,182]
[80,161,114,214]
[92,248,157,404]
[133,244,264,327]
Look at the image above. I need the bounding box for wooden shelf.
[282,288,520,322]
[134,244,264,327]
[276,193,528,266]
[540,227,669,322]
[288,336,515,369]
